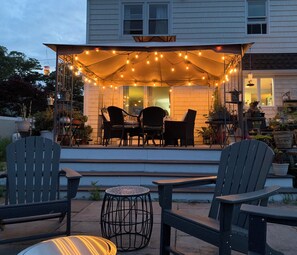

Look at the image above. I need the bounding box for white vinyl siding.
[87,0,297,52]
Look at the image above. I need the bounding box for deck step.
[60,147,295,202]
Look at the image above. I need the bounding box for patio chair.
[0,136,81,244]
[153,139,281,255]
[241,204,297,254]
[164,109,197,146]
[139,106,166,146]
[101,107,122,146]
[107,106,140,146]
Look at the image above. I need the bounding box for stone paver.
[0,200,297,254]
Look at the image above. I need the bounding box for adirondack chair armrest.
[60,168,82,199]
[61,168,82,179]
[216,185,280,205]
[153,176,217,209]
[240,204,297,223]
[153,176,217,188]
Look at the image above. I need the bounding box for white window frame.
[243,76,274,108]
[121,1,170,36]
[246,0,268,35]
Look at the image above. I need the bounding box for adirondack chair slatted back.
[208,139,274,227]
[6,136,61,205]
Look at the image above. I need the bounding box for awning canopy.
[45,41,253,87]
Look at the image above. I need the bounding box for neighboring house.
[83,0,297,144]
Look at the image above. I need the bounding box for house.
[48,0,297,144]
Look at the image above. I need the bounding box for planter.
[272,163,289,176]
[59,117,71,124]
[16,119,30,132]
[40,130,53,140]
[273,131,294,149]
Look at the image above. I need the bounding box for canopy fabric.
[45,41,253,87]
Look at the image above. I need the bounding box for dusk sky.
[1,0,86,70]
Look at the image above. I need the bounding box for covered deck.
[45,41,253,147]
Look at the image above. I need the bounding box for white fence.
[0,116,20,140]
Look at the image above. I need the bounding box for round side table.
[17,235,117,255]
[101,185,153,251]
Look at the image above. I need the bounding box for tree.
[0,46,48,116]
[0,46,85,117]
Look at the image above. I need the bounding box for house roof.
[44,41,253,87]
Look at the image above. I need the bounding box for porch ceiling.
[45,41,253,87]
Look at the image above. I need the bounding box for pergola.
[45,41,253,145]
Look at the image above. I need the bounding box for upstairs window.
[123,5,143,34]
[149,4,168,34]
[247,0,267,34]
[123,2,169,35]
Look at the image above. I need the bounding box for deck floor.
[1,200,297,255]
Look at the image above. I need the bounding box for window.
[123,5,143,34]
[149,4,168,34]
[247,0,267,34]
[123,2,169,35]
[123,86,170,115]
[244,77,274,107]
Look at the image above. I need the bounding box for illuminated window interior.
[123,86,170,115]
[244,77,274,107]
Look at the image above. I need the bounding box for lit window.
[123,86,170,115]
[244,77,274,107]
[247,0,267,34]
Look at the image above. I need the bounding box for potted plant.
[272,148,289,176]
[244,101,264,118]
[198,126,214,144]
[270,109,294,149]
[71,110,93,145]
[33,108,54,139]
[16,102,32,132]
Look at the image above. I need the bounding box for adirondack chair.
[153,139,281,255]
[0,136,81,244]
[241,204,297,255]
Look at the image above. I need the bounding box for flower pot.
[16,119,30,132]
[40,130,53,140]
[272,163,289,176]
[273,131,294,149]
[59,117,71,124]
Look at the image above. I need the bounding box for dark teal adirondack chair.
[0,136,81,244]
[241,204,297,254]
[153,139,281,255]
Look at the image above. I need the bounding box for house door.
[123,86,170,115]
